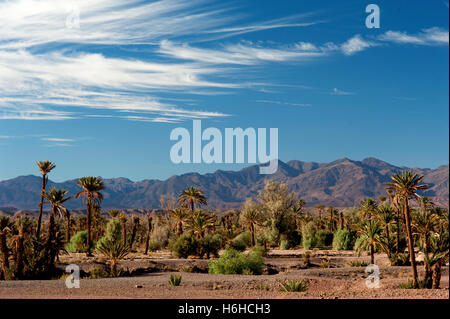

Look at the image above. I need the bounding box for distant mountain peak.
[0,157,448,210]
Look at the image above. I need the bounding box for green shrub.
[252,245,268,257]
[169,274,182,286]
[316,230,333,247]
[230,231,251,251]
[284,230,302,248]
[198,234,222,258]
[89,268,109,279]
[348,260,370,267]
[208,248,264,275]
[303,251,311,266]
[96,219,122,250]
[399,279,430,289]
[332,229,356,250]
[171,234,197,258]
[280,240,290,250]
[279,279,308,292]
[65,231,89,253]
[302,222,317,249]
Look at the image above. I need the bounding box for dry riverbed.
[0,249,448,299]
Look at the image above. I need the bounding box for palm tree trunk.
[395,210,400,255]
[144,215,152,255]
[403,199,418,286]
[121,219,127,246]
[129,220,138,250]
[15,226,24,279]
[250,223,255,248]
[0,230,9,279]
[385,226,391,260]
[36,174,46,238]
[423,233,432,287]
[65,215,71,244]
[86,200,92,255]
[432,261,442,289]
[370,244,375,265]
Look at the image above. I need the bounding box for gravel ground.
[0,250,448,299]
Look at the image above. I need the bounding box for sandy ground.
[0,249,448,299]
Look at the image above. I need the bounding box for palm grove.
[0,161,448,288]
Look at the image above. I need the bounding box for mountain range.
[0,157,448,212]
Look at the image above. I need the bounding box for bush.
[349,260,370,267]
[150,224,170,249]
[285,230,302,248]
[280,240,290,250]
[89,268,109,279]
[65,231,89,253]
[279,279,308,292]
[230,232,251,251]
[316,230,333,247]
[252,245,268,257]
[208,248,264,275]
[96,219,122,250]
[198,234,222,258]
[171,234,197,258]
[399,279,430,289]
[302,222,317,249]
[332,229,356,250]
[169,274,182,286]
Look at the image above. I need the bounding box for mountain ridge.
[0,157,448,210]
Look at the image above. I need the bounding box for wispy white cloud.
[255,100,311,107]
[41,137,76,142]
[341,35,376,56]
[331,88,354,95]
[160,40,326,65]
[378,28,449,46]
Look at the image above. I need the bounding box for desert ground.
[1,249,448,299]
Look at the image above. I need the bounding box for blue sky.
[0,0,448,182]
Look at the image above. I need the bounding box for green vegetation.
[66,231,89,253]
[169,274,182,286]
[208,248,264,275]
[0,161,448,292]
[279,279,308,292]
[332,229,356,250]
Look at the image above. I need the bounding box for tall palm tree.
[385,170,428,287]
[240,199,263,247]
[44,187,71,244]
[412,205,438,286]
[75,176,105,256]
[178,187,207,212]
[355,220,383,264]
[36,160,56,238]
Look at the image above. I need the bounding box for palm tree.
[377,204,395,261]
[185,210,215,239]
[240,199,263,247]
[412,205,438,286]
[144,212,152,255]
[170,208,189,236]
[359,198,378,220]
[35,160,56,238]
[75,176,105,256]
[0,216,12,279]
[96,238,130,277]
[178,187,207,212]
[44,187,71,245]
[385,170,428,287]
[355,220,383,264]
